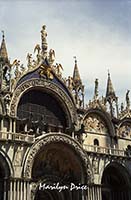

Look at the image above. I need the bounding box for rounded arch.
[117,118,131,138]
[0,98,5,115]
[94,138,99,146]
[22,133,93,184]
[83,108,115,137]
[100,162,131,200]
[10,78,77,129]
[16,88,69,133]
[0,149,14,178]
[0,149,14,200]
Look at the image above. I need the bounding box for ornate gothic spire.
[105,71,118,117]
[106,71,116,99]
[71,57,84,109]
[73,56,82,87]
[0,31,8,62]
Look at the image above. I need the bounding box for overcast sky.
[0,0,131,106]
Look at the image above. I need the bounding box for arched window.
[17,89,67,134]
[94,138,99,146]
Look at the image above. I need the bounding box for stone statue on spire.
[126,90,130,110]
[41,25,47,41]
[41,25,48,58]
[94,78,99,99]
[1,30,4,39]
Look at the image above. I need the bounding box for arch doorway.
[101,162,131,200]
[0,153,11,200]
[31,141,86,200]
[0,165,5,200]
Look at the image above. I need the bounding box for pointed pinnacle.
[106,71,116,98]
[0,31,8,60]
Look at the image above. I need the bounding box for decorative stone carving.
[48,49,55,65]
[92,157,99,174]
[94,78,99,99]
[30,182,38,200]
[119,123,131,138]
[23,133,93,183]
[13,147,23,166]
[39,64,54,80]
[4,93,11,115]
[26,53,33,70]
[55,63,63,78]
[67,76,74,91]
[126,90,130,110]
[84,114,108,134]
[86,98,107,111]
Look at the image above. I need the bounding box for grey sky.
[0,0,131,105]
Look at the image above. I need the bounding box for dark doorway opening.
[101,163,131,200]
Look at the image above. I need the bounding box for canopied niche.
[16,89,68,134]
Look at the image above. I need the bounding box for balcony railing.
[0,132,127,157]
[0,132,35,143]
[83,144,125,157]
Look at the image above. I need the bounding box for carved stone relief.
[119,123,131,138]
[92,156,99,174]
[84,114,108,134]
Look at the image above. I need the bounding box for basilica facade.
[0,25,131,200]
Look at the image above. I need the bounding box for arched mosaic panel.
[84,114,108,134]
[119,122,131,139]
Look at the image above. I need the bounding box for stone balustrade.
[83,144,125,157]
[0,131,35,143]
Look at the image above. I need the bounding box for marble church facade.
[0,25,131,200]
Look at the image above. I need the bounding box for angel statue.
[67,76,74,90]
[48,49,55,65]
[11,59,21,79]
[14,60,21,78]
[34,44,41,64]
[26,53,32,69]
[55,63,63,77]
